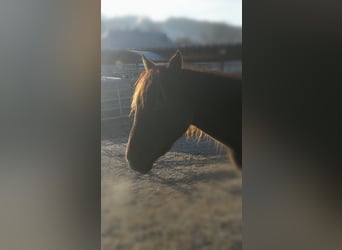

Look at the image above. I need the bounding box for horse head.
[126,51,192,174]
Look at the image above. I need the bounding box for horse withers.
[126,51,241,174]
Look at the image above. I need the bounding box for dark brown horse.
[126,51,241,174]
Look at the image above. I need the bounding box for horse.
[126,50,241,174]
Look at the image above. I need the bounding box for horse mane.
[185,125,205,139]
[130,69,154,115]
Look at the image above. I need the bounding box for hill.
[101,16,242,47]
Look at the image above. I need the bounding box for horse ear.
[168,50,183,71]
[142,55,155,70]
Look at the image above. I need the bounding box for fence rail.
[101,76,133,121]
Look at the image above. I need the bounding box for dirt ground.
[101,136,242,250]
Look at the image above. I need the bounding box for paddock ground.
[101,136,242,250]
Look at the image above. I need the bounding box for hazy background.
[101,0,242,26]
[101,16,242,47]
[101,0,242,50]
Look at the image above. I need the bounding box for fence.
[101,76,133,121]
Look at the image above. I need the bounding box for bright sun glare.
[101,0,242,26]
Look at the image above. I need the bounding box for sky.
[101,0,242,27]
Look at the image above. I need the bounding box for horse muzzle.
[126,150,153,174]
[128,161,153,174]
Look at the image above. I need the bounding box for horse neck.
[180,69,241,147]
